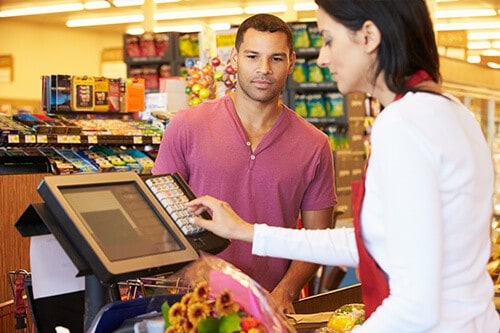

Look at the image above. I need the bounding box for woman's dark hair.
[235,14,294,56]
[315,0,440,95]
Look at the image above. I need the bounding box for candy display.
[183,57,236,106]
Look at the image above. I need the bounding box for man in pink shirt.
[152,13,336,313]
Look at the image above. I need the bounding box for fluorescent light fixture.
[67,14,144,27]
[435,9,496,19]
[467,55,481,63]
[154,24,203,33]
[468,32,500,40]
[84,1,111,10]
[154,7,243,20]
[468,41,491,49]
[487,61,500,69]
[244,4,287,14]
[0,3,84,17]
[482,49,500,56]
[493,41,500,48]
[209,22,231,31]
[126,27,145,35]
[293,2,318,11]
[435,21,500,31]
[112,0,143,7]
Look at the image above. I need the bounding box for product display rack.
[124,32,200,93]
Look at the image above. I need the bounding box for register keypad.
[145,175,204,235]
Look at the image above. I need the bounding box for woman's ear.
[361,20,381,54]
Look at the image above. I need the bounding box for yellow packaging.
[71,76,95,111]
[94,77,109,112]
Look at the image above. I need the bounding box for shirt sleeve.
[151,110,190,179]
[356,111,442,332]
[252,224,359,267]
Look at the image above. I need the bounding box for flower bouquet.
[161,254,295,333]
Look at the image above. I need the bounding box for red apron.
[352,70,432,318]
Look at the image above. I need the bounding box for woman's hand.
[187,195,254,242]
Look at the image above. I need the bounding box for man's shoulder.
[176,96,231,120]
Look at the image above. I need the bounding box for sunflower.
[215,289,240,315]
[187,301,211,325]
[192,280,210,302]
[168,302,187,326]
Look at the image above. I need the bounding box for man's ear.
[361,20,381,54]
[229,47,238,70]
[288,51,296,74]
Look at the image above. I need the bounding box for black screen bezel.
[37,171,198,283]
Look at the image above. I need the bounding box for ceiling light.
[435,9,496,19]
[467,55,481,63]
[154,7,243,20]
[468,41,491,49]
[244,5,287,14]
[209,23,231,31]
[154,24,204,33]
[435,22,500,31]
[493,41,500,49]
[293,2,318,11]
[468,32,500,40]
[67,14,144,27]
[487,61,500,69]
[112,0,143,7]
[126,27,145,35]
[84,1,111,10]
[0,3,84,17]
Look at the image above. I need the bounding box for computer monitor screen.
[38,171,198,283]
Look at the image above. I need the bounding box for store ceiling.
[1,0,500,60]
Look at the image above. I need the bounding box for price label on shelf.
[152,136,161,144]
[69,135,81,144]
[7,134,19,143]
[57,136,70,144]
[133,136,143,144]
[24,135,36,143]
[37,135,48,143]
[87,135,98,144]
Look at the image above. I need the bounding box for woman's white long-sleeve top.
[252,92,500,332]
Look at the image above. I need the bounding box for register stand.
[15,171,212,331]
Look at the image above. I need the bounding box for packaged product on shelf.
[125,34,141,58]
[12,114,52,134]
[154,33,170,57]
[108,78,121,112]
[124,78,145,112]
[71,76,95,112]
[322,67,334,82]
[292,24,311,48]
[325,93,345,118]
[307,59,324,83]
[292,58,309,83]
[307,25,323,48]
[55,148,99,173]
[140,32,156,57]
[307,94,327,117]
[94,77,109,112]
[49,74,72,112]
[294,93,308,118]
[178,33,199,57]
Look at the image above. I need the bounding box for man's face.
[231,28,295,104]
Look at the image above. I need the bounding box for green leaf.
[161,301,171,327]
[198,317,220,333]
[219,313,241,333]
